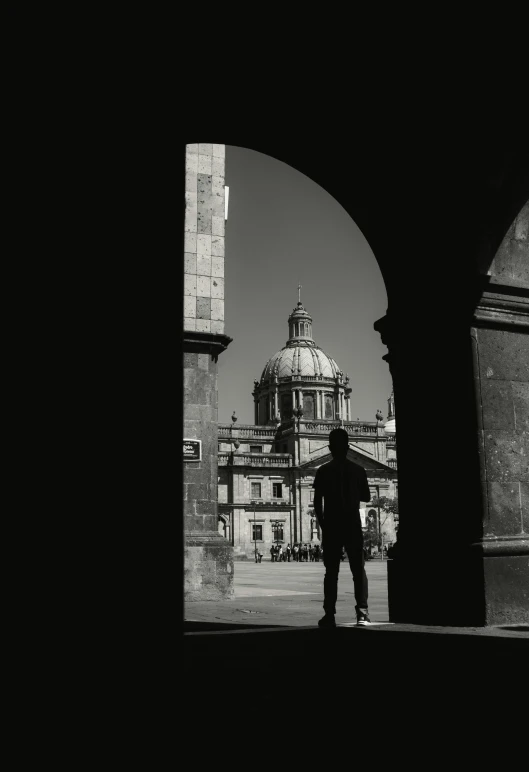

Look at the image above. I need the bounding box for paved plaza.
[185,558,390,628]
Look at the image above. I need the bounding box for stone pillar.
[471,201,529,625]
[376,201,529,626]
[184,143,234,601]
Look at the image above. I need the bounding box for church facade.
[218,295,398,559]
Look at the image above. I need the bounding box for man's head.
[328,428,349,460]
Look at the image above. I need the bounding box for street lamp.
[271,519,281,549]
[251,500,258,563]
[375,484,384,560]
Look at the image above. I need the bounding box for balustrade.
[218,451,292,467]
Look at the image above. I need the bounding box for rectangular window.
[272,483,283,498]
[310,490,315,503]
[251,482,262,498]
[325,394,333,419]
[252,524,263,541]
[271,522,284,542]
[250,445,262,453]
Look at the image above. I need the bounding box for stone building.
[217,294,398,559]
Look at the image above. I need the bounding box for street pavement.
[185,558,390,628]
[184,558,529,638]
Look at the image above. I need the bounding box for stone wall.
[183,143,233,601]
[184,143,225,335]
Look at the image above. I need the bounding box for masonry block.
[485,481,523,536]
[185,172,197,193]
[483,555,529,625]
[211,257,224,278]
[183,352,198,368]
[196,320,211,332]
[187,143,199,154]
[211,236,225,257]
[212,216,225,237]
[197,275,211,297]
[198,143,212,155]
[484,430,525,482]
[184,274,197,296]
[521,482,529,528]
[513,382,529,431]
[196,297,211,320]
[184,232,197,254]
[211,298,224,321]
[212,157,224,179]
[184,253,197,274]
[198,155,212,175]
[211,277,224,299]
[197,234,211,256]
[480,379,515,430]
[197,255,211,276]
[477,329,529,382]
[197,211,212,235]
[211,320,225,334]
[184,297,196,318]
[185,152,198,174]
[197,353,210,371]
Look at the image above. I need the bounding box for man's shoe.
[318,614,336,628]
[356,611,371,626]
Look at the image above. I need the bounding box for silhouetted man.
[313,428,371,628]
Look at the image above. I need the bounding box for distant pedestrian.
[258,549,263,563]
[270,545,275,562]
[277,545,283,562]
[293,544,299,562]
[286,544,292,562]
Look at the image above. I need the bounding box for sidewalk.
[184,560,528,637]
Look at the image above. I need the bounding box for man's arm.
[359,468,371,504]
[314,489,324,530]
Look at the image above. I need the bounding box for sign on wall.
[183,439,201,461]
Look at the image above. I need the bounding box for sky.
[218,145,392,426]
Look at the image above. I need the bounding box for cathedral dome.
[260,291,344,383]
[253,289,351,425]
[261,344,342,382]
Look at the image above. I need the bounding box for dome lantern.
[287,285,314,345]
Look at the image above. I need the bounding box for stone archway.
[183,140,529,625]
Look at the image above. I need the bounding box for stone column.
[184,143,234,601]
[471,202,529,625]
[375,201,529,627]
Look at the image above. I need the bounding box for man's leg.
[322,539,342,616]
[345,537,368,615]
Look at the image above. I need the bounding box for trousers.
[322,530,368,615]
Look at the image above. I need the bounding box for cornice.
[183,330,233,360]
[473,285,529,330]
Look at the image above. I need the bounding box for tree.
[366,497,399,547]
